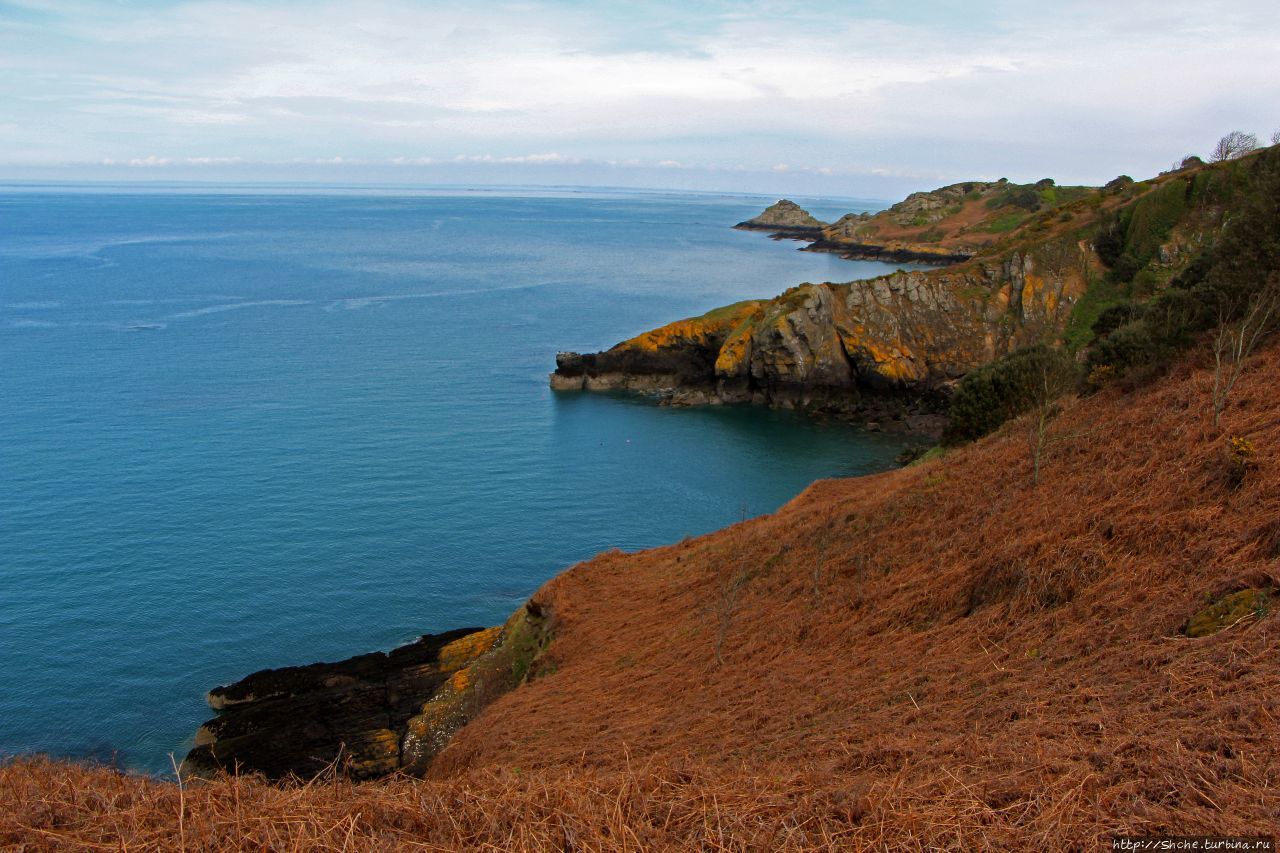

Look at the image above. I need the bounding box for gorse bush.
[1091,303,1147,338]
[944,346,1080,445]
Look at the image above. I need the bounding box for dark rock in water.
[183,626,499,780]
[801,238,970,266]
[182,602,556,781]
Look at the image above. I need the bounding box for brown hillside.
[5,341,1280,848]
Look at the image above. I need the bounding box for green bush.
[1091,303,1146,337]
[1086,322,1163,375]
[944,346,1080,445]
[1094,215,1125,266]
[1130,268,1162,297]
[1120,177,1188,265]
[1109,253,1141,283]
[1084,146,1280,380]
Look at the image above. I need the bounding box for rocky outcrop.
[551,301,766,394]
[882,181,1001,227]
[734,199,827,239]
[552,235,1094,431]
[182,602,554,781]
[802,236,971,266]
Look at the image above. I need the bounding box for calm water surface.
[0,185,912,773]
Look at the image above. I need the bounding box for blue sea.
[0,184,912,775]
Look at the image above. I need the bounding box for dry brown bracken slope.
[5,326,1280,848]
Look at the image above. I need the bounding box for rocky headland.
[550,240,1093,435]
[552,163,1233,428]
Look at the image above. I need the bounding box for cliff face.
[554,157,1247,418]
[552,236,1093,422]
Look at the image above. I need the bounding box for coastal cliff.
[551,238,1093,429]
[553,157,1247,420]
[180,148,1276,784]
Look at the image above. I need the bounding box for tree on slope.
[1211,131,1258,162]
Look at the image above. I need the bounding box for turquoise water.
[0,185,910,774]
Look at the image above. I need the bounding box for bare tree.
[1212,275,1280,428]
[1272,130,1280,146]
[1211,131,1259,162]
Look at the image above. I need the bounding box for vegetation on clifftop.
[941,144,1280,444]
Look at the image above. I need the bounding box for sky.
[1,0,1278,197]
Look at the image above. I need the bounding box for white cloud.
[2,1,1279,190]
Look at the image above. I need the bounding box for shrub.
[1104,175,1134,193]
[1091,303,1147,338]
[1094,215,1125,266]
[1083,146,1280,386]
[1086,322,1164,375]
[1224,436,1256,489]
[1009,187,1042,211]
[944,346,1080,445]
[1130,268,1163,298]
[1109,253,1141,283]
[1119,177,1188,268]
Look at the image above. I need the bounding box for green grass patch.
[983,212,1027,234]
[908,446,946,466]
[699,300,763,322]
[1063,274,1129,351]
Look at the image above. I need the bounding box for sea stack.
[734,199,827,239]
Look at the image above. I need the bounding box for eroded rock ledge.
[802,238,971,266]
[182,601,554,781]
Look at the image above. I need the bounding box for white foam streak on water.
[165,299,314,319]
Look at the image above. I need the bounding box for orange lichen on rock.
[620,301,763,354]
[437,626,502,671]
